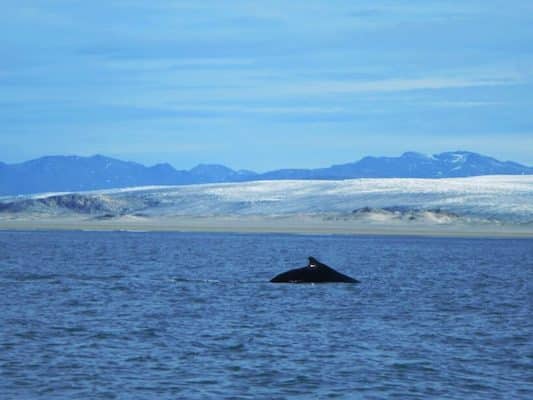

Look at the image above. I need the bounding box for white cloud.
[280,75,519,97]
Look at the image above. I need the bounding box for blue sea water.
[0,231,532,399]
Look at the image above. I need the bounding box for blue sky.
[2,0,533,170]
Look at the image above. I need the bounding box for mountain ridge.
[1,151,532,195]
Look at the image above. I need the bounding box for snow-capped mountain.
[0,151,531,196]
[259,151,532,180]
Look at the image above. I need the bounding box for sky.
[1,0,533,171]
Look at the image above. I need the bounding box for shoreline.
[1,216,532,239]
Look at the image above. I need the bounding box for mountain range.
[1,151,532,196]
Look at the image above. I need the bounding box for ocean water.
[1,231,532,399]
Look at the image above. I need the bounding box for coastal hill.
[0,151,531,196]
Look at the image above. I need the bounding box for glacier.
[2,175,532,225]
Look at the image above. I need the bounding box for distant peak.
[190,164,234,173]
[401,151,430,159]
[151,162,173,168]
[149,162,176,172]
[434,151,480,163]
[436,150,478,157]
[90,154,126,162]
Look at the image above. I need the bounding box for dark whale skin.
[270,257,359,283]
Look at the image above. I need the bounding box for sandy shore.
[1,215,532,238]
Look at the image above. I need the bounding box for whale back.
[270,257,359,283]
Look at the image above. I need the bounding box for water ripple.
[1,231,532,399]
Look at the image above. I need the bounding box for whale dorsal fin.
[308,257,319,267]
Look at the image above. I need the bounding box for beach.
[1,214,532,238]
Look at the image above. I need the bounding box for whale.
[270,257,359,283]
